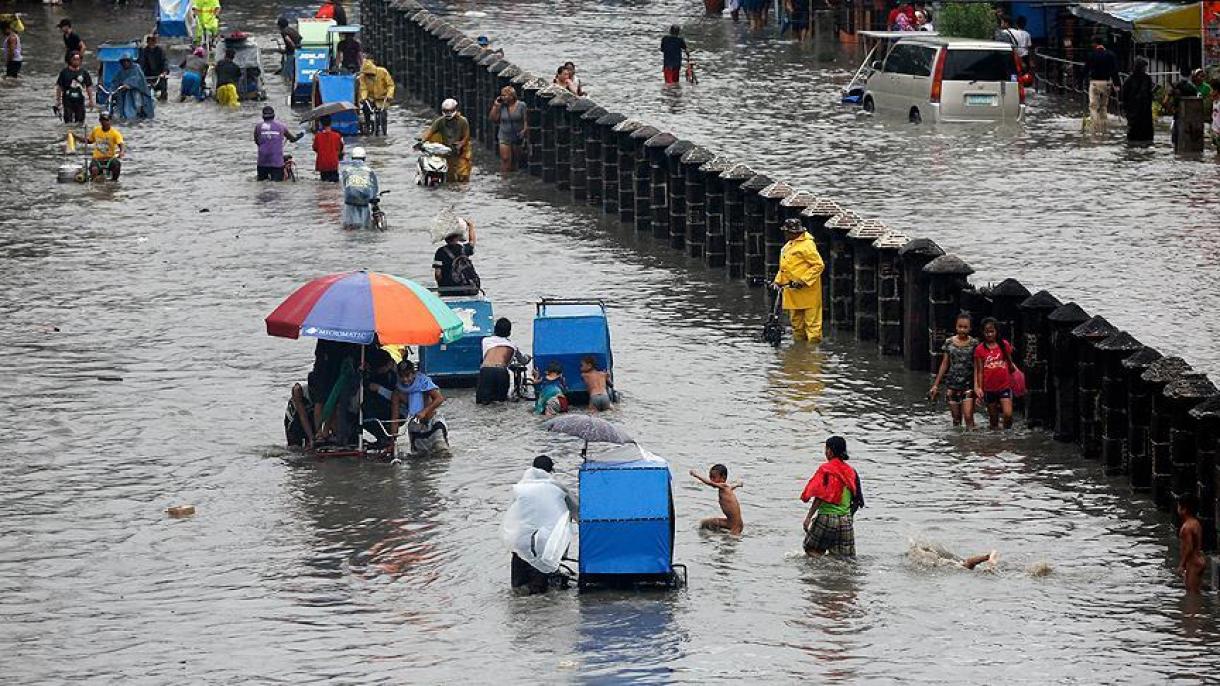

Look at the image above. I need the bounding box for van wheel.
[862,97,875,113]
[909,108,922,124]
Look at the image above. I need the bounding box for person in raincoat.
[357,58,394,132]
[339,146,380,230]
[421,98,472,182]
[502,455,578,594]
[191,0,222,48]
[111,56,155,120]
[772,218,825,343]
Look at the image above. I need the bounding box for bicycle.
[360,99,389,136]
[509,353,536,402]
[370,190,390,231]
[283,152,297,182]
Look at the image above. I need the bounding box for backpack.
[447,244,481,290]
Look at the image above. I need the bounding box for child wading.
[690,464,743,535]
[1177,493,1207,594]
[973,317,1019,430]
[533,361,569,417]
[929,312,979,428]
[801,436,864,558]
[580,356,613,413]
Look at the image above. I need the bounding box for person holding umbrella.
[772,218,825,344]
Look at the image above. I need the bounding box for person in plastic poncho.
[339,146,380,230]
[111,56,155,120]
[421,97,472,182]
[772,218,825,343]
[502,455,578,595]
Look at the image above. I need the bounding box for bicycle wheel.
[285,163,296,182]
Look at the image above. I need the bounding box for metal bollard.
[644,132,678,240]
[1145,357,1193,508]
[740,174,773,283]
[874,231,910,356]
[1071,315,1119,460]
[664,140,695,250]
[1123,346,1165,489]
[699,156,733,269]
[826,212,861,332]
[681,147,714,258]
[596,112,627,214]
[628,125,660,232]
[1095,332,1145,475]
[922,254,975,368]
[1188,397,1220,551]
[581,105,607,207]
[1047,303,1090,442]
[721,164,757,280]
[1164,375,1219,517]
[846,219,888,342]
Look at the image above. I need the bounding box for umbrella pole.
[358,346,365,455]
[582,439,588,458]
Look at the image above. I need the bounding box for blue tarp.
[156,0,192,38]
[96,43,140,105]
[315,73,359,135]
[533,302,612,394]
[579,460,672,576]
[419,298,493,382]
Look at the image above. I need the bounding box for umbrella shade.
[300,100,357,122]
[542,415,634,445]
[265,271,465,346]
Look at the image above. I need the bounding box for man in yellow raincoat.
[357,58,394,133]
[773,218,825,343]
[421,97,472,182]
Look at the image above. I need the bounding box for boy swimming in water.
[1177,492,1206,594]
[690,464,743,535]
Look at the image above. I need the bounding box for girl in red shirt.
[973,317,1018,429]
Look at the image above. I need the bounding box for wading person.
[1177,492,1206,594]
[191,0,222,49]
[56,52,95,124]
[421,98,472,182]
[138,34,169,101]
[336,30,362,73]
[357,58,394,132]
[340,147,380,229]
[276,17,301,80]
[432,217,479,294]
[503,455,578,595]
[58,19,86,64]
[490,86,527,172]
[660,25,689,86]
[1,21,20,80]
[772,218,825,344]
[1120,58,1154,144]
[316,0,348,26]
[928,312,978,428]
[973,317,1018,430]
[1084,42,1119,133]
[179,47,209,101]
[86,112,125,180]
[388,360,450,458]
[253,105,302,181]
[312,115,343,182]
[801,436,864,558]
[214,48,242,107]
[477,317,518,405]
[111,56,155,120]
[690,464,744,535]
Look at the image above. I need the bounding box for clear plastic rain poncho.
[501,467,574,574]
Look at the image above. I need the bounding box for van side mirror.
[872,61,882,71]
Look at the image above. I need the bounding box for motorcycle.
[413,139,450,187]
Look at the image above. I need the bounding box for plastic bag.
[429,206,468,243]
[501,467,573,574]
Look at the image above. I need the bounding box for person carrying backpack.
[433,217,480,296]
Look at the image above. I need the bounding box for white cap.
[350,146,367,160]
[441,98,458,112]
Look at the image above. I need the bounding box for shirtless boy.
[1177,492,1207,594]
[690,464,743,535]
[580,356,612,413]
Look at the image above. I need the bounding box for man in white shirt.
[477,317,518,404]
[1011,16,1033,72]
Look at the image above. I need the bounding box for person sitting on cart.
[285,373,318,448]
[276,17,301,81]
[179,47,209,101]
[336,30,362,73]
[477,318,519,405]
[421,98,472,182]
[360,347,398,450]
[389,360,450,458]
[138,34,169,101]
[533,361,569,417]
[214,48,242,107]
[357,58,394,130]
[432,217,479,295]
[86,112,124,180]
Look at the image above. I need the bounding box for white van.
[861,36,1027,123]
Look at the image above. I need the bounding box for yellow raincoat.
[774,231,825,342]
[423,113,472,182]
[357,59,395,104]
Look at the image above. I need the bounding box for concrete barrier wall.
[362,0,1220,555]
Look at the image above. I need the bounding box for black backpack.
[447,245,481,291]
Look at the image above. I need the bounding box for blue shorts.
[983,389,1012,404]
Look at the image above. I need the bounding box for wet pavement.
[1,1,1217,682]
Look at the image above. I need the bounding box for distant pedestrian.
[1011,16,1032,72]
[489,86,527,172]
[660,25,689,85]
[973,317,1018,430]
[316,0,348,26]
[277,17,302,81]
[784,0,810,41]
[993,16,1017,47]
[58,19,86,63]
[1,21,20,80]
[1168,70,1200,146]
[312,115,343,182]
[772,218,825,343]
[801,436,864,558]
[563,61,586,96]
[928,312,978,429]
[1120,58,1154,144]
[553,66,580,96]
[1084,42,1119,132]
[179,47,209,101]
[1177,492,1206,594]
[138,34,169,101]
[727,0,741,22]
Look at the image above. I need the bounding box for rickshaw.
[306,25,361,134]
[577,443,686,591]
[95,42,141,109]
[532,298,614,405]
[292,18,337,105]
[215,32,266,101]
[417,294,494,387]
[156,0,192,39]
[841,30,937,105]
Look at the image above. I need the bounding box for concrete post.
[1123,346,1165,490]
[1164,375,1219,522]
[611,119,645,222]
[566,97,596,199]
[804,200,845,329]
[721,164,757,280]
[740,174,773,283]
[596,112,627,215]
[826,212,861,332]
[581,106,607,207]
[760,181,795,286]
[699,156,733,269]
[897,239,945,371]
[406,11,428,100]
[644,132,678,240]
[545,90,574,186]
[846,219,888,342]
[628,125,660,232]
[1144,357,1193,508]
[1071,315,1119,460]
[681,147,714,258]
[1048,303,1091,442]
[988,279,1031,353]
[526,84,554,178]
[1188,398,1220,551]
[1017,290,1063,429]
[874,232,910,356]
[1175,96,1206,154]
[1095,332,1145,475]
[922,254,975,369]
[664,140,695,250]
[457,46,483,141]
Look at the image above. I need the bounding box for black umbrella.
[299,100,357,122]
[542,415,634,457]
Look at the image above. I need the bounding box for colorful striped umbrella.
[265,271,465,346]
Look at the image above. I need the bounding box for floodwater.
[1,1,1217,683]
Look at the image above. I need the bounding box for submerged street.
[1,0,1218,682]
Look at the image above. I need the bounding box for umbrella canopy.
[265,271,465,346]
[300,100,357,122]
[543,415,634,452]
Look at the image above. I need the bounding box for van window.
[943,49,1015,82]
[909,46,936,77]
[883,44,917,74]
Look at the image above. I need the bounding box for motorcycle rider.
[421,97,471,182]
[340,146,381,230]
[357,58,394,133]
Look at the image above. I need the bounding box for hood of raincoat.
[501,467,573,574]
